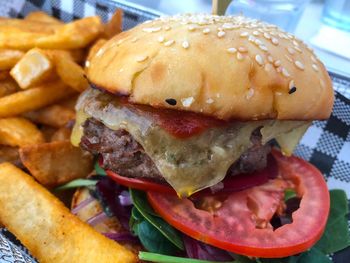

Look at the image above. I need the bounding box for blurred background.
[121,0,350,78]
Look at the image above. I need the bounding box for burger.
[70,14,336,261]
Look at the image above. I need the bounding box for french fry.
[0,49,24,70]
[24,104,75,128]
[0,77,19,98]
[103,9,123,39]
[0,80,76,118]
[19,140,93,187]
[0,145,21,167]
[51,127,72,142]
[25,11,63,25]
[0,117,44,147]
[0,16,103,50]
[54,52,89,92]
[0,163,137,263]
[0,71,10,80]
[10,48,55,89]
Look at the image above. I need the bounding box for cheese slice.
[72,89,310,197]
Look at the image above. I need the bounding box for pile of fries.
[0,10,137,263]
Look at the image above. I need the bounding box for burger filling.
[72,88,310,197]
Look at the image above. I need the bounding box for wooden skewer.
[212,0,233,15]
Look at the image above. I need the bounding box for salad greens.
[55,178,97,191]
[94,161,106,176]
[315,189,350,254]
[139,251,235,263]
[130,189,184,252]
[284,189,297,202]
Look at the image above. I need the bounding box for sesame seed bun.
[87,14,333,120]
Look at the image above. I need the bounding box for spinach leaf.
[139,251,235,263]
[54,179,97,191]
[315,189,350,254]
[130,189,184,250]
[297,248,332,263]
[136,220,180,254]
[284,189,297,202]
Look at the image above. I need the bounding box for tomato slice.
[106,170,175,194]
[147,150,330,258]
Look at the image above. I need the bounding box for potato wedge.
[10,48,55,89]
[0,145,21,167]
[0,17,103,50]
[0,80,75,118]
[0,117,44,146]
[0,77,19,98]
[51,127,72,142]
[0,49,24,70]
[20,140,93,187]
[24,104,75,128]
[0,163,137,263]
[54,52,89,92]
[25,11,63,25]
[103,9,123,39]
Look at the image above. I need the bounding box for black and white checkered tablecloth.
[0,1,349,262]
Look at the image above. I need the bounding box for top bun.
[87,14,333,120]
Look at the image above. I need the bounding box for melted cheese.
[72,89,310,197]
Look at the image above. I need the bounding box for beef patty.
[80,118,271,182]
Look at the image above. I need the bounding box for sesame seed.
[274,60,281,67]
[223,23,235,29]
[255,54,264,65]
[206,98,214,104]
[276,67,282,73]
[289,80,295,90]
[164,40,175,47]
[158,36,165,43]
[237,52,244,60]
[287,47,295,55]
[164,25,171,31]
[181,97,194,107]
[248,35,256,42]
[165,98,177,106]
[254,39,263,46]
[288,86,297,94]
[131,37,138,43]
[216,93,220,98]
[136,56,148,62]
[312,64,319,72]
[267,56,274,63]
[217,31,226,38]
[259,45,268,51]
[246,88,254,100]
[182,40,190,49]
[253,31,260,36]
[227,47,237,54]
[294,46,302,53]
[293,40,299,46]
[143,27,161,33]
[263,32,271,39]
[203,28,210,34]
[271,38,279,45]
[295,60,305,70]
[282,68,290,77]
[188,25,196,31]
[285,55,293,62]
[311,56,317,63]
[240,31,249,37]
[275,91,282,96]
[238,47,247,53]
